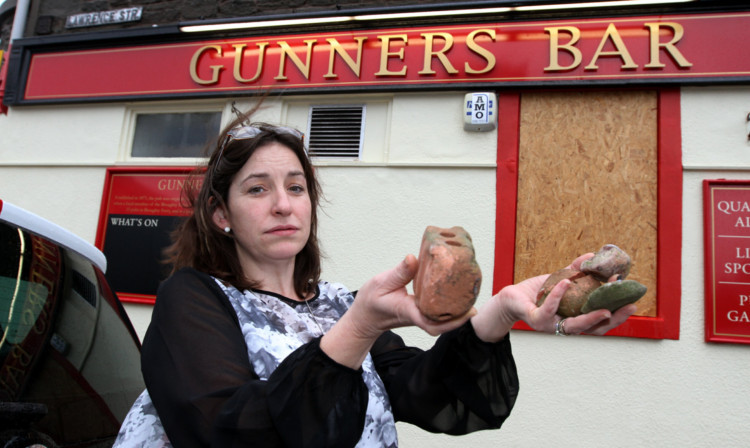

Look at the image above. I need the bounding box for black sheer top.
[140,268,519,447]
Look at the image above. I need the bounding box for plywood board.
[515,90,657,317]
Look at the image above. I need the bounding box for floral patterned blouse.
[114,267,519,447]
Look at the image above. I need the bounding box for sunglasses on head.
[214,124,306,173]
[226,124,304,141]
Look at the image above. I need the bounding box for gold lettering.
[190,45,223,85]
[22,308,36,326]
[375,34,408,76]
[465,29,496,74]
[274,40,317,80]
[324,37,366,79]
[1,365,23,390]
[419,32,458,75]
[233,42,269,83]
[0,374,14,398]
[544,26,582,71]
[31,243,57,284]
[26,278,49,304]
[33,314,47,335]
[24,280,49,335]
[644,22,692,68]
[584,23,638,70]
[157,179,185,191]
[11,345,32,368]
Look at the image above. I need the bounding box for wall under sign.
[1,88,750,447]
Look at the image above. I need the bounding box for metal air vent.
[307,105,365,159]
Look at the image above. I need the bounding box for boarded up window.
[514,91,657,317]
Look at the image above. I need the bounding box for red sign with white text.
[95,168,200,304]
[704,180,750,345]
[18,12,750,103]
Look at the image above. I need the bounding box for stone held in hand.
[581,280,648,314]
[536,269,601,317]
[536,244,647,318]
[580,244,632,281]
[414,226,482,322]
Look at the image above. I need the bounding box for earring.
[224,226,231,233]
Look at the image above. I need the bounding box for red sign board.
[15,12,750,103]
[703,180,750,345]
[95,167,200,304]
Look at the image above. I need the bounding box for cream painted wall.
[2,89,750,447]
[0,104,125,164]
[682,86,750,169]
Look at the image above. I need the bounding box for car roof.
[0,199,107,272]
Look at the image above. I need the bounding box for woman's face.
[213,142,312,271]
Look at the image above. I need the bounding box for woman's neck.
[240,257,303,301]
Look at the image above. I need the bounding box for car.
[0,199,144,448]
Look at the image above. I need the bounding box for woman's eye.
[289,185,305,194]
[248,185,266,195]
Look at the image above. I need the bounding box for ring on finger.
[555,318,569,336]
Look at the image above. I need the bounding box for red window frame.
[493,89,682,339]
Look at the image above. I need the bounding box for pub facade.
[1,1,749,446]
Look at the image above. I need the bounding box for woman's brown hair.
[164,105,322,298]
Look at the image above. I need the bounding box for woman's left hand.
[471,254,637,343]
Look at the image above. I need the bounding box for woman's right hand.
[320,255,475,369]
[354,254,476,337]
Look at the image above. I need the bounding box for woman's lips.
[267,225,298,236]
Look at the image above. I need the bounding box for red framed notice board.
[703,179,750,345]
[95,167,201,304]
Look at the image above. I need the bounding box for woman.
[115,109,634,447]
